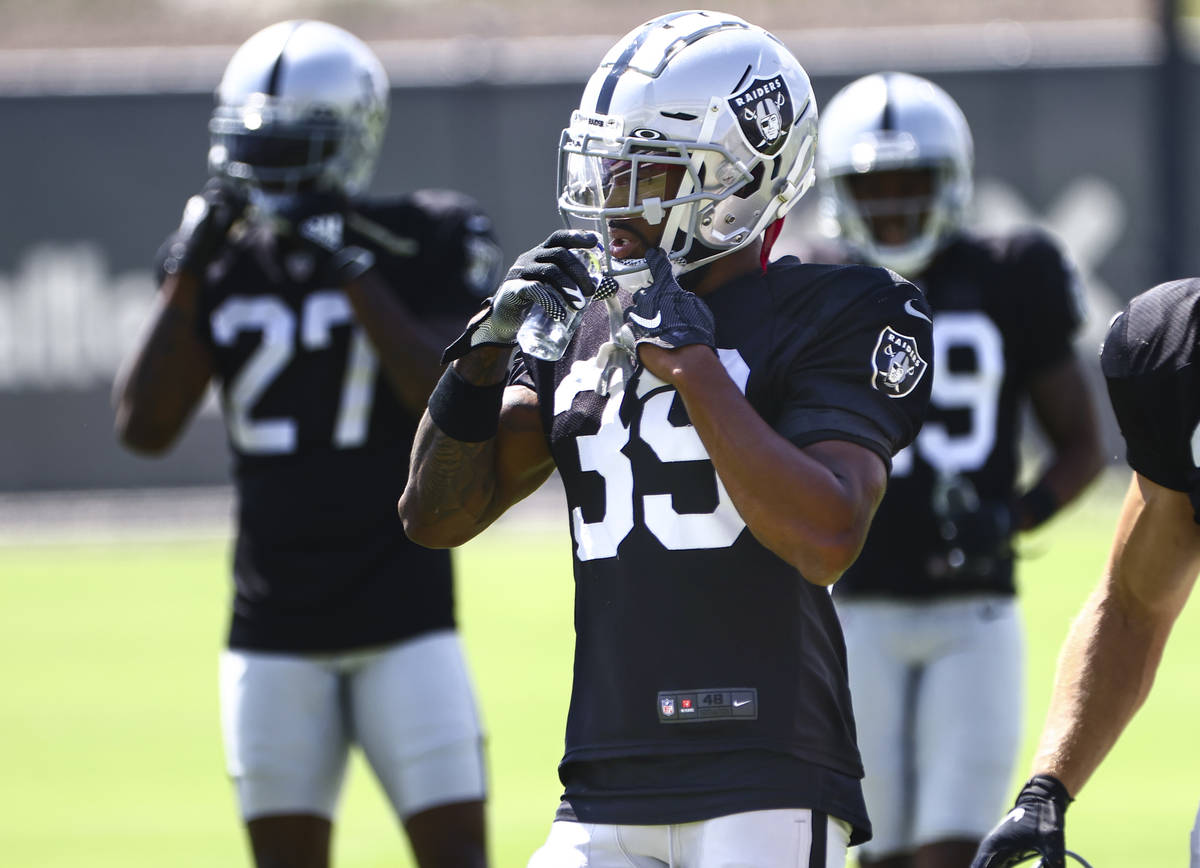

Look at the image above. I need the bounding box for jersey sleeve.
[1006,229,1086,373]
[1101,279,1200,495]
[775,270,934,470]
[357,190,504,320]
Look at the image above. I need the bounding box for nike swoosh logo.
[732,699,751,708]
[628,310,662,329]
[904,299,932,323]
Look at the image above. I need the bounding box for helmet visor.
[209,104,343,189]
[559,140,701,215]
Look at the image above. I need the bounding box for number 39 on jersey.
[552,349,752,561]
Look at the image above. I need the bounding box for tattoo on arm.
[416,419,498,526]
[404,379,550,541]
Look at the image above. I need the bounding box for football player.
[972,279,1200,868]
[398,12,933,868]
[809,72,1103,868]
[112,20,500,868]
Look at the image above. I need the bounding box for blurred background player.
[809,71,1103,868]
[112,20,500,868]
[972,279,1200,868]
[399,11,934,867]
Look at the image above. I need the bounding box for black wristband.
[427,365,505,442]
[1018,482,1060,530]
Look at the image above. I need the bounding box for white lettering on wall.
[0,243,156,391]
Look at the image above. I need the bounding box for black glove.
[273,192,377,286]
[623,246,715,353]
[971,774,1073,868]
[442,230,599,363]
[162,179,247,278]
[928,473,1014,580]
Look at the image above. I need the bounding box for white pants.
[527,809,851,868]
[219,629,486,821]
[837,595,1023,859]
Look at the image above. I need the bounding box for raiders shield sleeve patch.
[871,326,928,397]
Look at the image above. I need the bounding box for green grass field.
[2,475,1197,867]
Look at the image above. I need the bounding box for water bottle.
[516,245,603,361]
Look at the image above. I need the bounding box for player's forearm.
[1017,445,1103,532]
[343,272,445,414]
[663,347,881,584]
[400,411,504,547]
[1033,476,1200,793]
[1021,356,1104,529]
[1032,581,1170,795]
[399,348,551,547]
[1041,442,1103,508]
[112,274,211,454]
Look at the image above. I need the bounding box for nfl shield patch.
[661,696,675,717]
[871,326,928,397]
[727,75,795,156]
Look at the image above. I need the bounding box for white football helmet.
[208,20,389,197]
[557,10,819,276]
[817,71,973,276]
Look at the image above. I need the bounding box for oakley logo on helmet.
[728,76,792,156]
[871,326,928,397]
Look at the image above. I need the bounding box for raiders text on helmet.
[817,71,974,276]
[557,10,819,275]
[208,20,389,198]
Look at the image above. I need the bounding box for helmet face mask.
[208,20,389,205]
[558,119,754,272]
[557,10,818,277]
[817,72,974,276]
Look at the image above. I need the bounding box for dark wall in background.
[0,61,1192,490]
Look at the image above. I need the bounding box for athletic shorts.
[219,628,486,821]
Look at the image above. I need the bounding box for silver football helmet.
[817,71,973,276]
[557,10,819,276]
[208,20,389,198]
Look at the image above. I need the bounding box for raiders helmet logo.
[728,75,794,156]
[871,326,928,397]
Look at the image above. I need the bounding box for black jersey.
[513,256,932,838]
[1102,278,1200,522]
[164,189,501,652]
[829,230,1084,598]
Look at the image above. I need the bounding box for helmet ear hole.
[732,163,765,200]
